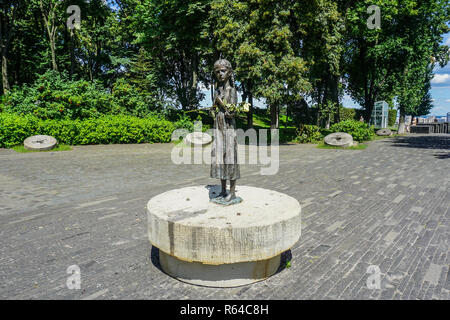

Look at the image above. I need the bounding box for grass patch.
[369,133,406,141]
[12,144,72,153]
[316,143,368,150]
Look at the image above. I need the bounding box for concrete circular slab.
[147,185,301,287]
[376,128,393,136]
[184,132,212,146]
[324,132,353,147]
[23,135,58,151]
[159,251,282,287]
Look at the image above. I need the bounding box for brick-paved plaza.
[0,134,448,300]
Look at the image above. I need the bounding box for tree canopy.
[1,0,449,127]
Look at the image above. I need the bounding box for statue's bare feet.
[216,190,227,198]
[224,192,236,202]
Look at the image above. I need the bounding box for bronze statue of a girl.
[210,59,240,203]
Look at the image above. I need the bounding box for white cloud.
[446,37,450,46]
[431,73,450,84]
[445,99,450,103]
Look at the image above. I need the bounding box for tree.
[393,0,449,133]
[344,0,406,122]
[133,0,213,110]
[74,0,116,82]
[212,0,311,129]
[38,0,63,71]
[0,0,23,94]
[298,0,345,128]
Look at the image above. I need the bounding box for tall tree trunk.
[325,111,331,129]
[365,99,374,123]
[330,74,340,123]
[270,104,279,129]
[50,38,58,71]
[398,106,406,134]
[69,30,75,79]
[247,92,253,129]
[1,48,10,94]
[40,0,59,72]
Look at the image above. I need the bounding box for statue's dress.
[210,85,240,180]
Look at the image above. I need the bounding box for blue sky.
[428,32,450,116]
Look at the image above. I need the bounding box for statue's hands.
[209,106,216,119]
[224,109,234,118]
[215,96,223,106]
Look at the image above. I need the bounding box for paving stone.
[0,134,448,299]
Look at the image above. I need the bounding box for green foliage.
[2,71,161,119]
[388,109,397,127]
[12,144,72,153]
[330,120,374,142]
[294,125,322,143]
[133,0,212,109]
[211,0,311,127]
[317,143,368,150]
[339,108,357,122]
[173,115,195,132]
[111,78,161,117]
[0,113,41,148]
[2,0,449,134]
[279,128,298,144]
[0,113,177,148]
[3,71,117,119]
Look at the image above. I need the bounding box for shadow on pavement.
[380,134,450,155]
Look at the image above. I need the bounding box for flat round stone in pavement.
[376,128,393,136]
[184,132,212,146]
[147,185,302,287]
[23,135,58,151]
[324,132,353,147]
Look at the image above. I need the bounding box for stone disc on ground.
[23,135,58,151]
[376,128,393,136]
[184,132,212,146]
[324,132,353,147]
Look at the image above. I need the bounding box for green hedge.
[330,119,374,142]
[0,113,178,148]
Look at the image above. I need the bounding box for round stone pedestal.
[147,185,301,287]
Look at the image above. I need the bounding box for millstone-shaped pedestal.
[324,132,354,147]
[147,185,301,287]
[376,128,392,136]
[23,135,58,151]
[184,132,212,146]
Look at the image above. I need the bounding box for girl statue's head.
[214,59,234,87]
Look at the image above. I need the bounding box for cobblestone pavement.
[0,134,448,300]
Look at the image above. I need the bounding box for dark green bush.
[339,107,357,122]
[388,109,397,127]
[0,113,176,148]
[294,124,322,143]
[111,78,161,117]
[0,113,40,148]
[330,120,374,142]
[2,71,161,120]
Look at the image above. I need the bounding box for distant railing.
[410,122,449,134]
